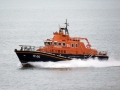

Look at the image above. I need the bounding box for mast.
[65,19,69,35]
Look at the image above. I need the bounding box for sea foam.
[26,58,120,68]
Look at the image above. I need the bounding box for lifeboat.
[15,19,109,66]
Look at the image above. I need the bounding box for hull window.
[58,50,60,53]
[64,50,66,53]
[61,50,63,53]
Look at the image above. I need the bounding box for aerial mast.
[65,19,69,35]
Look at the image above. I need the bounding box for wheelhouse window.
[54,42,57,45]
[48,42,52,45]
[44,42,47,45]
[71,44,74,47]
[58,42,61,46]
[76,44,78,47]
[63,43,66,46]
[44,42,52,46]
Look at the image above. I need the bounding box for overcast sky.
[0,0,120,9]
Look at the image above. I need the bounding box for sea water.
[0,0,120,90]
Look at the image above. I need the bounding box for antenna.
[64,19,69,35]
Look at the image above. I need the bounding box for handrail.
[70,37,80,41]
[88,50,94,58]
[19,45,44,51]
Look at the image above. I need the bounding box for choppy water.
[0,0,120,90]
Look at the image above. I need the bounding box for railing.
[70,37,80,41]
[18,45,70,59]
[19,45,44,52]
[99,51,107,55]
[88,50,94,58]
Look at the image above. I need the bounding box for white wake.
[27,58,120,68]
